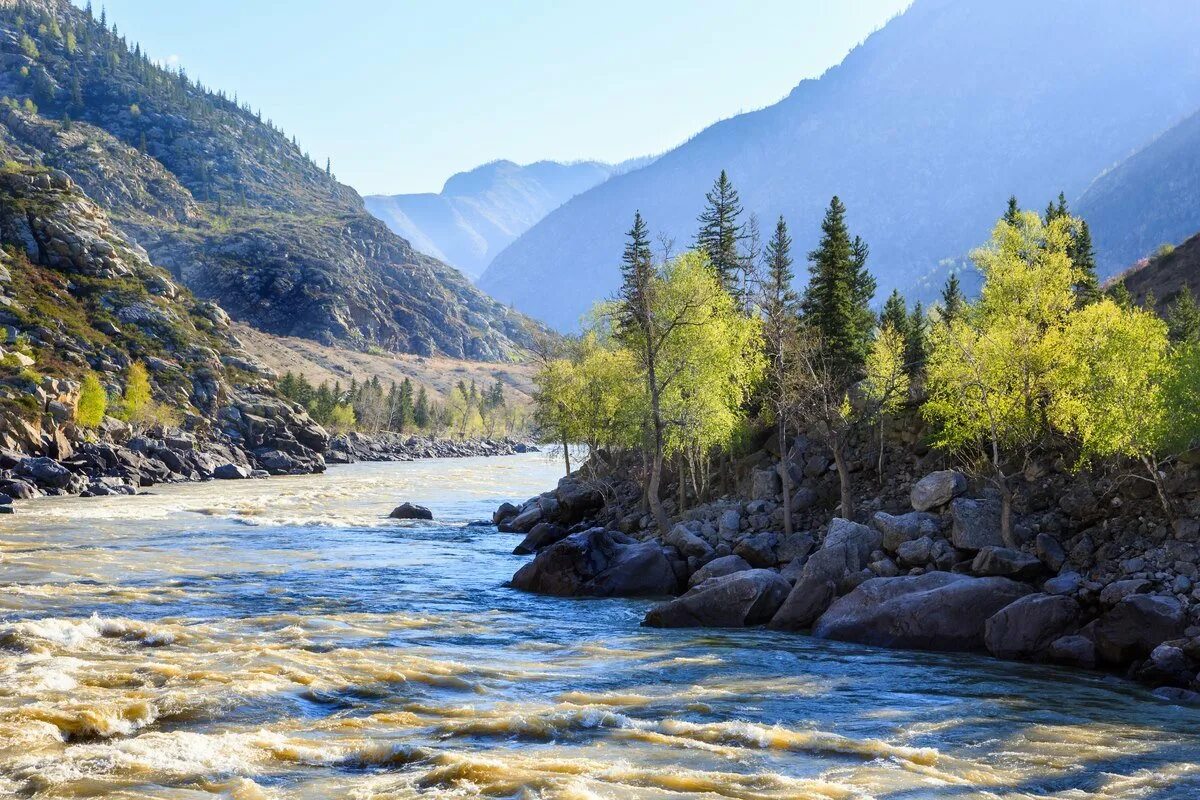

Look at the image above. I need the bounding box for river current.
[1,453,1198,799]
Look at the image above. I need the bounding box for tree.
[1002,195,1020,226]
[760,216,801,534]
[924,210,1080,544]
[940,273,965,325]
[1167,286,1200,344]
[801,196,872,374]
[75,372,107,428]
[1108,280,1133,308]
[695,170,744,295]
[1070,219,1100,304]
[119,361,152,424]
[880,289,909,338]
[905,302,928,378]
[413,386,430,430]
[864,321,911,477]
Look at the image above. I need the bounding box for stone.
[1092,595,1186,665]
[871,511,940,553]
[734,532,779,568]
[824,518,882,562]
[768,543,860,631]
[507,504,544,533]
[1043,571,1084,596]
[896,536,934,567]
[718,509,742,539]
[510,528,681,598]
[811,571,1034,652]
[17,457,74,489]
[751,468,781,501]
[950,497,1004,551]
[971,546,1044,581]
[389,502,434,521]
[513,523,570,555]
[554,478,604,525]
[493,502,519,525]
[1099,579,1151,607]
[1043,635,1097,669]
[910,470,967,511]
[984,593,1081,660]
[776,532,815,564]
[213,463,251,480]
[1137,644,1193,686]
[0,493,11,505]
[644,570,791,628]
[0,506,12,514]
[1035,534,1067,572]
[688,554,753,588]
[665,524,715,561]
[869,557,901,578]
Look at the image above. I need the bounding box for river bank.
[3,453,1199,798]
[497,436,1200,703]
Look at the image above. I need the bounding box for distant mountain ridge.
[366,158,650,279]
[479,0,1200,330]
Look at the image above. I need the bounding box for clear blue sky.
[76,1,910,195]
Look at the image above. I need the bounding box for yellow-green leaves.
[74,371,107,428]
[117,361,152,423]
[864,321,909,418]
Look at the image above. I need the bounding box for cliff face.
[0,0,537,359]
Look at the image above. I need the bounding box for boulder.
[971,546,1043,581]
[984,594,1081,660]
[825,518,881,562]
[1099,579,1150,607]
[510,528,681,598]
[911,471,967,511]
[1035,534,1067,573]
[718,509,742,539]
[776,532,815,564]
[1043,571,1083,596]
[1137,644,1193,687]
[644,570,791,628]
[734,532,779,567]
[17,457,74,489]
[493,502,519,526]
[555,478,604,525]
[811,571,1034,652]
[751,468,781,501]
[896,536,934,567]
[213,463,251,480]
[950,497,1004,551]
[665,524,715,561]
[871,511,940,553]
[687,554,752,588]
[389,502,433,521]
[513,523,570,555]
[1092,594,1186,665]
[768,543,860,631]
[1043,634,1097,669]
[506,504,544,533]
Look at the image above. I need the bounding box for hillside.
[365,160,617,280]
[1111,232,1200,312]
[1077,109,1200,275]
[479,0,1200,330]
[0,0,535,359]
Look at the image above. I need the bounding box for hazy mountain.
[0,0,536,360]
[366,160,620,280]
[1077,109,1200,276]
[479,0,1200,330]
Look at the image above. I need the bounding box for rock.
[1137,643,1193,686]
[768,543,861,631]
[510,528,681,598]
[494,502,520,525]
[1044,634,1097,669]
[644,570,791,628]
[984,594,1081,660]
[780,558,806,584]
[1152,687,1200,706]
[751,468,781,501]
[665,524,715,561]
[869,557,901,578]
[971,546,1044,581]
[1044,571,1084,596]
[950,497,1004,551]
[687,554,753,588]
[1099,579,1151,607]
[1092,594,1186,665]
[824,518,882,562]
[507,504,544,533]
[17,457,74,489]
[871,511,940,553]
[896,536,934,567]
[718,509,742,539]
[213,463,251,480]
[0,493,11,505]
[513,522,570,555]
[734,532,779,568]
[390,502,433,521]
[554,478,604,525]
[0,479,36,500]
[1035,534,1067,572]
[776,532,815,564]
[811,571,1034,652]
[911,470,967,511]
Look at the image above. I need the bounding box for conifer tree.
[413,386,430,429]
[801,196,871,374]
[1002,195,1020,226]
[905,302,928,376]
[617,211,653,342]
[761,216,800,534]
[1070,219,1100,304]
[880,289,909,338]
[1167,286,1200,343]
[695,170,744,295]
[940,273,965,324]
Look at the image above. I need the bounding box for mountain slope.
[479,0,1200,330]
[0,0,535,360]
[365,160,616,279]
[1111,232,1200,312]
[1076,109,1200,275]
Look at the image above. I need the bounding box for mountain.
[365,160,618,280]
[479,0,1200,330]
[0,0,535,360]
[1112,232,1200,313]
[1077,109,1200,275]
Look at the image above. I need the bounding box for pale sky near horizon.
[75,1,911,196]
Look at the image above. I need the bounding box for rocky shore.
[326,432,536,464]
[497,436,1200,702]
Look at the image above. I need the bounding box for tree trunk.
[779,421,793,536]
[677,454,687,515]
[562,435,571,477]
[832,437,854,521]
[649,449,669,534]
[996,470,1017,548]
[1142,455,1176,524]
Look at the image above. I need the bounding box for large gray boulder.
[734,532,779,567]
[687,554,752,588]
[554,478,604,525]
[751,468,781,501]
[911,471,967,511]
[984,593,1081,660]
[950,497,1004,551]
[971,546,1043,581]
[644,569,791,628]
[389,502,433,520]
[768,543,860,631]
[824,518,881,562]
[513,522,570,555]
[812,571,1034,652]
[871,511,940,553]
[1092,594,1186,666]
[665,524,715,561]
[510,528,682,598]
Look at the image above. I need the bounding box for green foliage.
[1167,285,1200,343]
[116,361,152,423]
[19,32,38,59]
[1155,243,1177,258]
[695,170,745,295]
[328,402,356,431]
[75,371,107,427]
[801,196,873,375]
[864,322,909,416]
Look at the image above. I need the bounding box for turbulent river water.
[1,454,1199,799]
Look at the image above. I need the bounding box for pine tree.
[1002,195,1020,226]
[801,196,871,373]
[1070,219,1100,304]
[905,301,928,376]
[695,170,744,294]
[1167,286,1200,344]
[880,289,909,338]
[617,211,654,341]
[1108,280,1133,309]
[414,386,430,429]
[940,273,965,324]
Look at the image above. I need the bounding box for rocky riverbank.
[497,436,1200,702]
[327,432,536,464]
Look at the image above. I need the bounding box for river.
[0,453,1197,799]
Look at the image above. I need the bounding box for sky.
[76,1,911,196]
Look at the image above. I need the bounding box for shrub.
[75,371,107,427]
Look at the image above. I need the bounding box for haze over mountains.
[479,0,1200,330]
[365,160,627,280]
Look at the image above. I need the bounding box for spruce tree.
[1003,195,1020,225]
[940,272,965,324]
[618,211,654,341]
[763,215,798,320]
[413,386,430,429]
[1108,280,1133,309]
[1167,286,1200,343]
[802,196,870,373]
[905,301,928,376]
[880,289,909,339]
[695,170,744,294]
[1070,219,1101,304]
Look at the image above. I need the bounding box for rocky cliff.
[0,0,536,359]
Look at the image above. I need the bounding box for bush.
[75,371,107,427]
